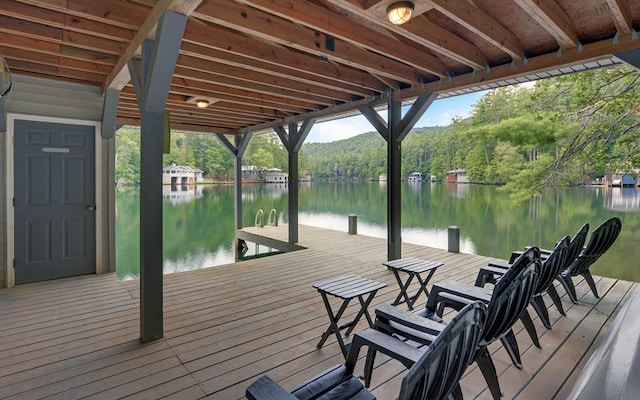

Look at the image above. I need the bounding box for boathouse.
[2,1,640,398]
[407,171,425,183]
[446,169,469,184]
[264,168,288,184]
[1,0,640,351]
[162,164,203,185]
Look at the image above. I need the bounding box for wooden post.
[448,226,460,253]
[127,11,187,342]
[361,93,438,261]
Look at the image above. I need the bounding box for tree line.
[115,64,640,200]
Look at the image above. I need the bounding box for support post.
[139,110,165,341]
[275,119,315,245]
[127,10,187,342]
[387,99,402,260]
[101,88,120,139]
[361,93,437,261]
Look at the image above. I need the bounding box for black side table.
[313,274,386,357]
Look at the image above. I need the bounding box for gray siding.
[5,74,103,120]
[2,74,116,286]
[0,131,5,288]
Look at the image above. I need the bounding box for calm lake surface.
[116,183,640,282]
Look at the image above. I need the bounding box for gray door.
[14,120,96,284]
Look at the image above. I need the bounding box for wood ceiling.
[2,0,640,135]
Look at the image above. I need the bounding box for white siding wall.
[1,74,115,286]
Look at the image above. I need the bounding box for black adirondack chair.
[557,217,621,302]
[366,247,540,400]
[245,301,487,400]
[504,223,589,311]
[476,236,569,347]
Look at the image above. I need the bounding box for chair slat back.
[398,301,487,400]
[569,217,622,277]
[481,247,540,346]
[563,223,589,271]
[536,236,569,295]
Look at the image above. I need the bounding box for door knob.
[86,205,96,211]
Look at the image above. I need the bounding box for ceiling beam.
[323,0,487,70]
[514,0,578,48]
[179,42,372,97]
[606,0,633,35]
[427,0,524,61]
[242,34,640,134]
[235,0,449,77]
[104,0,203,92]
[182,21,387,93]
[194,0,427,85]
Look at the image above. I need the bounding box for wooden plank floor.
[0,225,636,399]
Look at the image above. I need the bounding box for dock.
[0,224,636,399]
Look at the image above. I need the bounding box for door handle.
[86,205,96,211]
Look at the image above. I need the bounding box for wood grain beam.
[323,0,487,70]
[176,54,357,103]
[514,0,578,48]
[194,0,426,85]
[182,21,387,93]
[427,0,524,61]
[235,0,449,77]
[606,0,633,35]
[170,78,313,112]
[179,42,371,97]
[104,0,203,91]
[242,35,640,134]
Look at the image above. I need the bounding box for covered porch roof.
[2,0,639,134]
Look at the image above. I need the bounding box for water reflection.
[603,187,640,212]
[162,184,204,204]
[116,183,639,282]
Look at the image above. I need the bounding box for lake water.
[116,182,640,282]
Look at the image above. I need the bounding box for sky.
[305,90,487,143]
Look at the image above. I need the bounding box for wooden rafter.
[104,0,203,91]
[1,0,639,133]
[181,22,387,93]
[606,0,633,35]
[514,0,578,49]
[323,0,487,70]
[427,0,524,61]
[194,0,426,85]
[234,0,449,77]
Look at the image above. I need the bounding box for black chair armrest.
[487,261,510,269]
[433,284,491,317]
[246,375,298,400]
[350,328,425,369]
[476,265,509,287]
[375,303,446,336]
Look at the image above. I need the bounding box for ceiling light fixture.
[195,99,210,108]
[387,1,414,25]
[186,96,217,108]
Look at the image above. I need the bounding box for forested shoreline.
[116,65,640,199]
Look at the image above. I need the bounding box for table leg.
[344,290,379,336]
[391,270,415,309]
[317,292,351,356]
[409,269,436,309]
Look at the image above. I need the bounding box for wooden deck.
[1,225,636,399]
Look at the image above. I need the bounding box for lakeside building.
[162,164,203,185]
[408,172,425,183]
[264,168,288,184]
[603,172,637,187]
[446,169,469,184]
